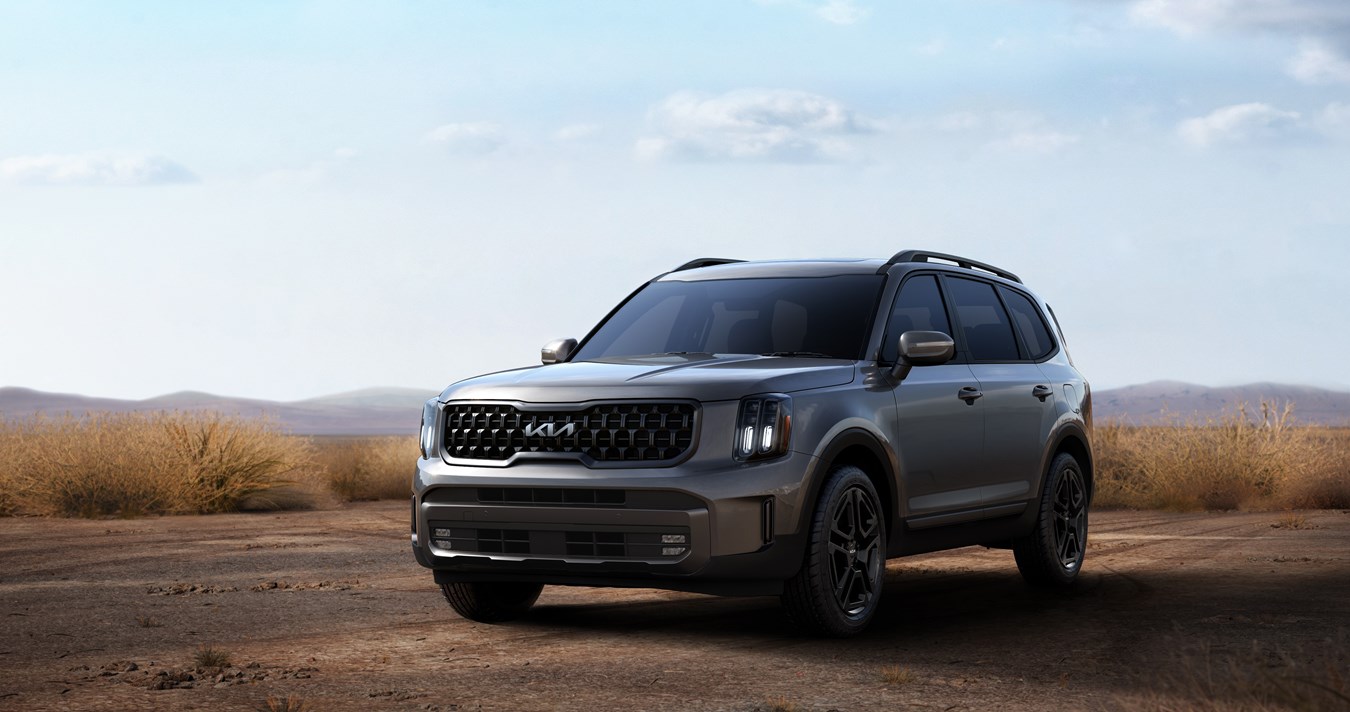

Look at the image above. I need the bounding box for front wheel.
[782,465,886,637]
[1013,452,1089,587]
[440,582,543,623]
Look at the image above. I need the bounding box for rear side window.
[881,275,952,363]
[999,287,1056,360]
[944,277,1020,362]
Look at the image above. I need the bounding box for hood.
[439,354,856,403]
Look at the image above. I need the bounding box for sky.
[2,0,1349,401]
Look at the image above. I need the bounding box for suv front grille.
[442,402,696,465]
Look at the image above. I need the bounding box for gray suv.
[412,250,1092,636]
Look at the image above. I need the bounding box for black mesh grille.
[477,488,626,506]
[429,524,689,560]
[443,402,696,464]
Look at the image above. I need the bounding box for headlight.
[420,398,439,459]
[734,394,792,461]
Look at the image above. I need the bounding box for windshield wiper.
[760,351,837,358]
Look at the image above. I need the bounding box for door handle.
[958,386,983,404]
[1032,385,1053,402]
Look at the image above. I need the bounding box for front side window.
[944,276,1020,362]
[880,275,952,363]
[573,275,884,361]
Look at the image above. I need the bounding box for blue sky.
[2,0,1349,400]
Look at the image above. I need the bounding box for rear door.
[941,276,1053,514]
[882,274,986,522]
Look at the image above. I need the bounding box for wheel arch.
[1044,424,1094,503]
[801,427,899,541]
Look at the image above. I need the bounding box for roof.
[657,258,888,281]
[657,254,1024,286]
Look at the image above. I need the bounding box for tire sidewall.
[1037,454,1087,584]
[806,466,886,633]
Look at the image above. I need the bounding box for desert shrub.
[1094,402,1344,511]
[315,436,415,501]
[1285,427,1350,509]
[192,644,233,669]
[0,412,314,517]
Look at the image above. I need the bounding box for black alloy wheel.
[783,465,887,637]
[1014,452,1089,587]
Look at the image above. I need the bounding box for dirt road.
[2,504,1346,711]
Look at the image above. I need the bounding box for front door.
[882,274,985,523]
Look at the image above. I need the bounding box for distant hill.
[3,381,1349,433]
[1092,381,1350,426]
[0,386,437,436]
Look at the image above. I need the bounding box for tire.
[440,582,543,623]
[1014,452,1089,587]
[782,465,887,637]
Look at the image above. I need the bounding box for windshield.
[573,275,885,361]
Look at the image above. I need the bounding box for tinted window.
[999,287,1056,360]
[944,277,1020,362]
[573,275,884,360]
[881,275,952,363]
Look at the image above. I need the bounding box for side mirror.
[541,338,577,365]
[891,330,955,381]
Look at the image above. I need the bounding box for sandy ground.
[1,504,1346,711]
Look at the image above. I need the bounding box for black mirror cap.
[541,338,578,365]
[891,330,955,380]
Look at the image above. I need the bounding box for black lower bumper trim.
[421,533,805,598]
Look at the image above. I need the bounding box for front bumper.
[411,446,818,596]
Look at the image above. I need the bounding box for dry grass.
[1271,512,1317,530]
[880,665,917,685]
[1094,402,1350,512]
[262,697,313,712]
[3,400,1345,518]
[761,696,798,712]
[192,644,233,669]
[0,412,317,518]
[313,436,415,502]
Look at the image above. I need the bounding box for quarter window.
[999,287,1056,360]
[944,277,1020,362]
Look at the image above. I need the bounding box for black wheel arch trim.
[797,427,900,545]
[1037,422,1094,503]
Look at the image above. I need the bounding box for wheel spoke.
[834,566,855,605]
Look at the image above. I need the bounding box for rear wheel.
[1014,452,1088,587]
[440,582,543,623]
[782,465,886,637]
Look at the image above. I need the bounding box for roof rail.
[672,257,744,272]
[878,250,1021,283]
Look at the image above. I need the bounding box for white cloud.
[1287,40,1350,84]
[425,122,506,154]
[1128,0,1350,38]
[815,0,867,25]
[636,89,873,162]
[257,148,357,187]
[754,0,868,26]
[988,130,1081,155]
[914,37,947,56]
[934,111,983,132]
[0,153,197,186]
[1315,101,1350,135]
[553,123,602,141]
[1176,102,1304,147]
